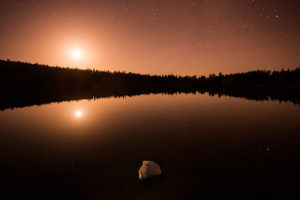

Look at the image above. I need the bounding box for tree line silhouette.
[0,59,299,110]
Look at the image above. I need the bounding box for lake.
[0,93,300,199]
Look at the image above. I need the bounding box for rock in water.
[138,160,162,181]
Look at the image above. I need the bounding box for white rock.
[138,160,162,181]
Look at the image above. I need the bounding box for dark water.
[0,93,300,199]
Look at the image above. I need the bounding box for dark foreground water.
[0,93,300,199]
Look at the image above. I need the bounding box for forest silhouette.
[0,59,299,110]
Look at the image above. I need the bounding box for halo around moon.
[72,49,81,59]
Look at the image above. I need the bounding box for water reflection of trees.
[0,60,299,110]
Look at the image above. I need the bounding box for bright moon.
[74,110,82,118]
[72,50,81,59]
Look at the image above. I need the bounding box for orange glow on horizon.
[0,1,299,75]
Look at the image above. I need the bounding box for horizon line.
[1,58,299,78]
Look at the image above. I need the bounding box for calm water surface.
[0,93,300,199]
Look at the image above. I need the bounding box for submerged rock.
[138,160,162,181]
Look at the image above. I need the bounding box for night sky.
[0,0,299,75]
